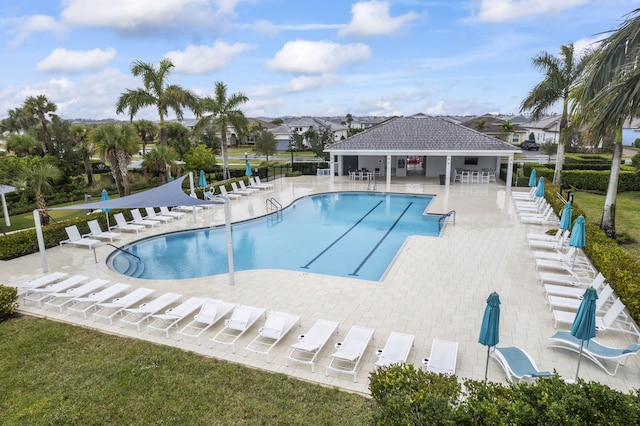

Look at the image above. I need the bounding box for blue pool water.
[108,192,444,281]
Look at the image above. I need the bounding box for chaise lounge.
[490,346,552,383]
[210,304,266,352]
[243,310,301,362]
[423,339,458,375]
[285,319,339,373]
[325,325,375,383]
[374,331,415,369]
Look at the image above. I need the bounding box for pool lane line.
[300,200,384,269]
[349,202,413,277]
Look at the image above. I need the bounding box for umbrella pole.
[484,346,490,381]
[105,212,109,230]
[575,340,585,382]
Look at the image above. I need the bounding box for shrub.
[0,285,18,319]
[370,366,640,425]
[369,364,461,425]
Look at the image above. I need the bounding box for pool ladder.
[367,179,378,191]
[438,210,456,232]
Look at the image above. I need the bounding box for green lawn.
[572,191,640,261]
[0,315,371,425]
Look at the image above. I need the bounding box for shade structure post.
[224,199,235,285]
[33,209,48,273]
[189,171,195,196]
[1,192,9,227]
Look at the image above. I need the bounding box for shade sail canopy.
[51,175,221,211]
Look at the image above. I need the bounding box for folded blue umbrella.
[559,202,573,231]
[528,169,537,188]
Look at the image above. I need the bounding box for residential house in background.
[461,114,528,145]
[622,117,640,146]
[521,115,562,145]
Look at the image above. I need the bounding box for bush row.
[521,163,640,192]
[0,285,18,319]
[369,364,640,425]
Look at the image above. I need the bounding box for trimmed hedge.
[0,212,112,260]
[521,163,640,192]
[370,364,640,425]
[0,285,18,319]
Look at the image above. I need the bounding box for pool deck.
[3,175,639,395]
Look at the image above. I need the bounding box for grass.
[572,190,640,261]
[0,315,371,425]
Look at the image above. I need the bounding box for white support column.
[446,155,452,186]
[1,192,9,227]
[34,210,48,273]
[386,155,392,186]
[506,155,514,188]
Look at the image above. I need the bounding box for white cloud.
[267,40,371,74]
[9,14,68,47]
[61,0,226,33]
[285,74,340,93]
[339,1,419,38]
[166,42,254,74]
[573,34,606,57]
[425,100,446,115]
[36,48,117,73]
[474,0,589,23]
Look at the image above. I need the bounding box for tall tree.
[499,120,516,143]
[71,124,94,187]
[5,133,41,157]
[195,81,248,179]
[346,113,353,128]
[15,157,61,225]
[520,43,591,185]
[91,124,140,197]
[1,107,37,134]
[22,95,57,154]
[473,118,487,131]
[254,130,276,162]
[143,145,179,184]
[133,119,158,158]
[115,58,200,145]
[574,8,640,237]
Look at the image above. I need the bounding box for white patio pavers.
[3,176,639,395]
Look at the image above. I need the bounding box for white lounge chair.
[521,208,558,225]
[244,311,301,362]
[159,206,185,220]
[231,181,252,196]
[145,207,173,223]
[512,187,536,200]
[91,287,155,324]
[60,225,100,250]
[374,332,415,369]
[535,257,595,277]
[119,292,183,331]
[547,284,614,312]
[548,331,640,376]
[177,299,236,345]
[533,246,588,264]
[66,283,132,318]
[147,297,205,338]
[325,325,375,383]
[249,177,270,190]
[539,271,587,287]
[553,298,640,340]
[218,185,241,200]
[130,209,159,227]
[490,346,552,383]
[528,230,570,250]
[84,220,120,242]
[423,339,458,375]
[43,278,110,313]
[238,180,259,194]
[544,272,606,299]
[210,305,266,352]
[23,275,90,307]
[527,228,564,242]
[255,176,274,189]
[15,272,69,296]
[285,319,339,373]
[111,213,144,233]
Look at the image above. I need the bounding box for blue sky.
[0,0,638,121]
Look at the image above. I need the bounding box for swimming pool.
[108,192,445,281]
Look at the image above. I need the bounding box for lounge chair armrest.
[530,371,552,378]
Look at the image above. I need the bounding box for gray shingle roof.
[327,116,519,152]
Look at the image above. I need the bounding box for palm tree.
[115,58,200,145]
[16,159,61,225]
[91,124,140,197]
[22,95,57,154]
[133,119,158,158]
[71,125,94,187]
[573,8,640,237]
[499,120,516,143]
[6,133,41,157]
[143,145,179,184]
[473,118,487,131]
[520,43,591,185]
[195,81,249,179]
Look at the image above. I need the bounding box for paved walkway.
[3,176,639,395]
